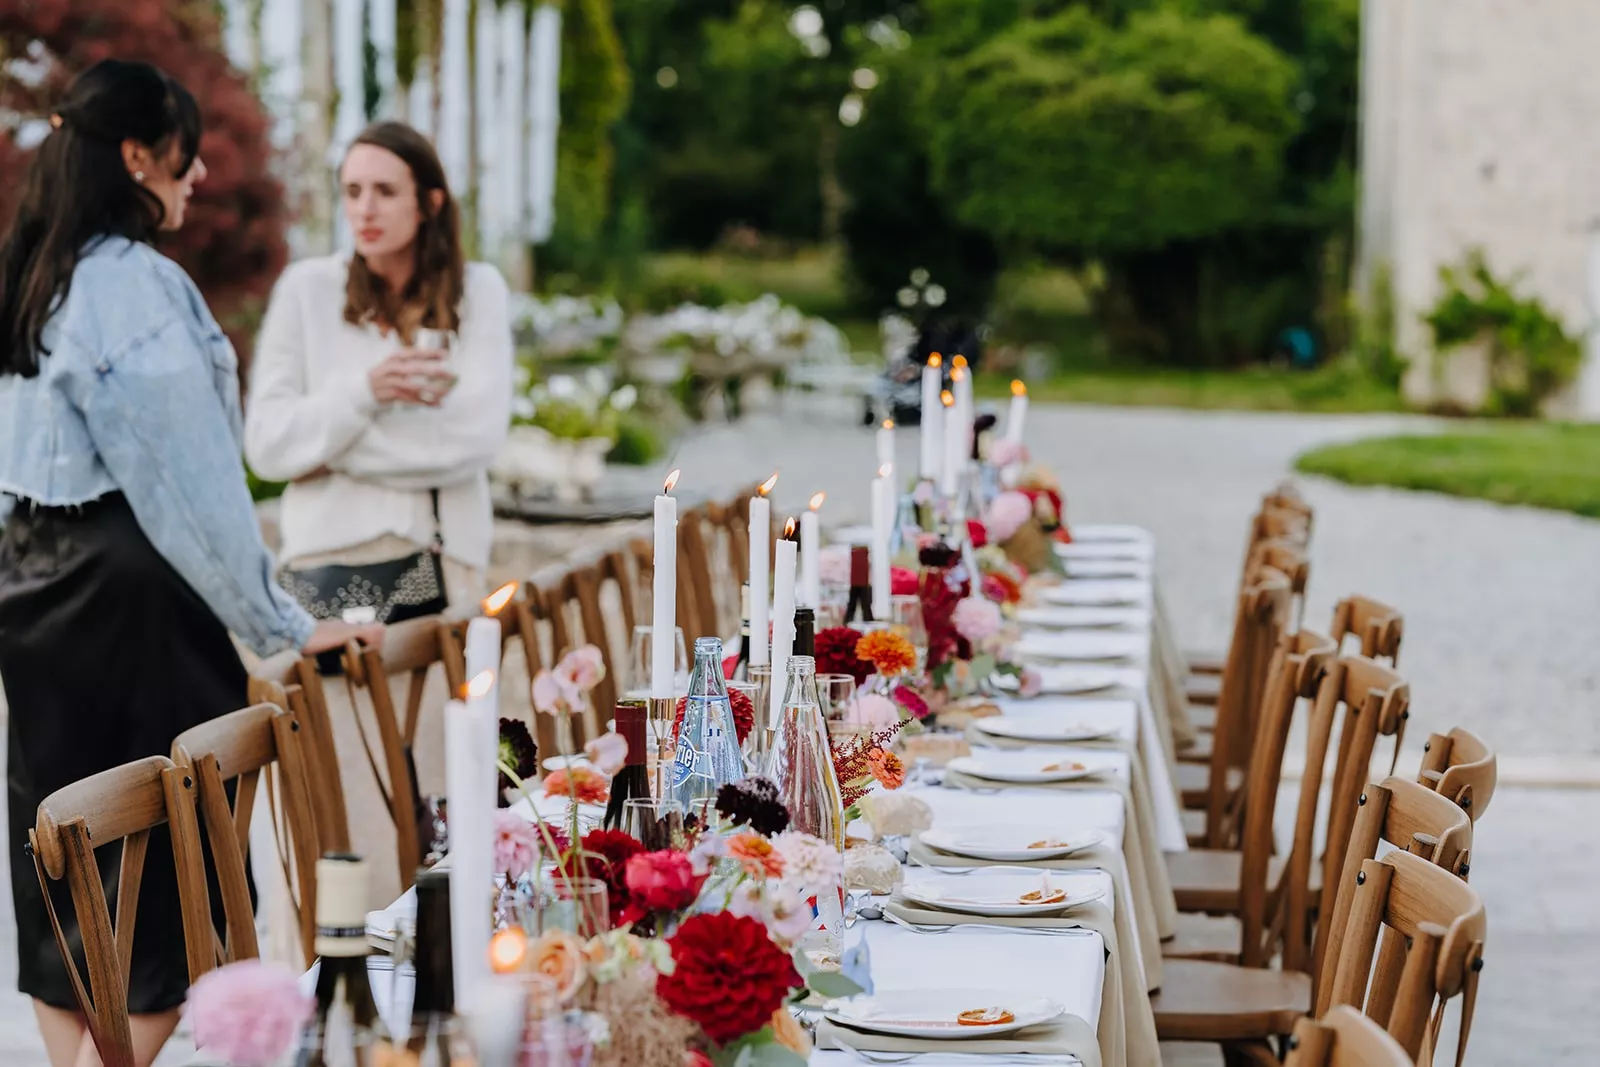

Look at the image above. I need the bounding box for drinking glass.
[619,796,685,851]
[531,876,609,938]
[520,1011,603,1067]
[726,680,762,771]
[626,625,688,697]
[745,665,775,767]
[816,673,859,724]
[890,594,926,646]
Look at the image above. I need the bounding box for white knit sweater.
[243,255,513,569]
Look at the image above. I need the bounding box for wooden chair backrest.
[172,702,322,968]
[1313,777,1473,1013]
[1331,595,1404,665]
[1417,728,1496,822]
[677,505,719,644]
[1230,627,1337,966]
[30,757,213,1067]
[1248,536,1312,631]
[248,652,350,852]
[1203,567,1295,846]
[1326,850,1486,1066]
[341,615,454,890]
[1286,1006,1413,1067]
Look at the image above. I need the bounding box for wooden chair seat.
[1182,808,1207,847]
[1178,763,1242,809]
[1168,850,1290,913]
[1188,705,1217,732]
[1186,672,1223,706]
[1177,731,1213,765]
[1163,912,1245,963]
[1151,959,1312,1041]
[1185,649,1227,675]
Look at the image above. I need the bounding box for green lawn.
[975,361,1406,415]
[1293,422,1600,518]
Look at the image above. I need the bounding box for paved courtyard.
[0,399,1595,1063]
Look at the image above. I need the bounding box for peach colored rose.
[526,929,588,1003]
[726,832,786,879]
[770,1007,813,1056]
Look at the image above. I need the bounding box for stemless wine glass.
[626,625,688,697]
[726,680,762,772]
[816,673,859,724]
[745,665,775,768]
[619,796,685,851]
[890,594,926,646]
[532,876,610,939]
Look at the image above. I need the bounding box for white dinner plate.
[947,754,1109,784]
[823,988,1064,1040]
[900,875,1108,917]
[972,717,1119,744]
[1015,606,1142,630]
[1042,584,1144,608]
[1064,560,1151,580]
[1030,667,1123,695]
[917,826,1108,863]
[1055,540,1155,562]
[1014,631,1146,663]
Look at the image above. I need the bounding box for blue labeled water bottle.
[669,637,746,818]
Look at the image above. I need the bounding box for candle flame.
[809,491,826,511]
[879,463,893,478]
[663,469,681,493]
[466,669,495,699]
[482,581,517,615]
[952,354,968,370]
[950,366,966,384]
[783,517,797,538]
[489,928,528,974]
[1011,379,1027,397]
[881,418,894,430]
[758,471,779,496]
[928,353,942,369]
[940,390,955,407]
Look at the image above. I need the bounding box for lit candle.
[748,472,777,667]
[1005,379,1029,444]
[919,353,942,480]
[871,464,892,619]
[465,604,504,715]
[651,469,681,698]
[800,492,825,607]
[938,390,961,497]
[769,520,798,729]
[446,678,496,1004]
[876,418,895,471]
[951,356,974,461]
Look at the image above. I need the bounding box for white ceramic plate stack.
[1014,605,1144,630]
[971,717,1119,745]
[823,988,1065,1040]
[1014,631,1146,663]
[917,825,1108,863]
[1028,665,1129,695]
[1064,559,1151,580]
[947,752,1111,784]
[1041,580,1148,608]
[901,871,1109,917]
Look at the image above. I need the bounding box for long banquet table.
[314,523,1186,1067]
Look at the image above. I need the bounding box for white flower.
[609,384,637,412]
[761,881,816,944]
[772,831,842,893]
[896,287,918,308]
[909,268,931,287]
[689,831,725,876]
[925,284,947,308]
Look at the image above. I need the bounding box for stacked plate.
[823,988,1065,1040]
[917,825,1108,863]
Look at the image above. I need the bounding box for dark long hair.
[0,60,201,377]
[342,122,465,340]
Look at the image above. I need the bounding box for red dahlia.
[673,687,756,744]
[815,626,869,685]
[563,829,644,926]
[656,912,802,1045]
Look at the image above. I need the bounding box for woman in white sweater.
[245,121,512,905]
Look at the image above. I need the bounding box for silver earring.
[134,171,145,183]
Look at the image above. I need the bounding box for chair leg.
[1222,1040,1281,1066]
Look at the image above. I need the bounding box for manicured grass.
[975,361,1406,415]
[1293,422,1600,518]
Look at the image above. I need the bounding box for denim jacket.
[0,237,315,656]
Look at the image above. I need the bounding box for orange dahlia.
[543,766,610,805]
[726,832,786,879]
[866,747,905,790]
[855,631,916,676]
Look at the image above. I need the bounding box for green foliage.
[1295,423,1600,518]
[1424,249,1583,416]
[922,7,1299,252]
[1352,260,1405,389]
[606,419,662,465]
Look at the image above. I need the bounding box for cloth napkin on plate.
[814,1015,1102,1066]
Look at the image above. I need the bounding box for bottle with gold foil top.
[296,854,389,1067]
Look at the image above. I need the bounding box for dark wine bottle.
[297,854,388,1067]
[603,700,653,838]
[731,583,752,682]
[793,607,816,657]
[401,869,475,1065]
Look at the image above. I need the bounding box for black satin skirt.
[0,493,248,1011]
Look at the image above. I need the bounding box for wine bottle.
[668,637,746,818]
[297,854,389,1067]
[603,700,653,835]
[401,869,477,1065]
[793,607,816,658]
[731,583,752,682]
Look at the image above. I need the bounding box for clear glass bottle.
[397,869,478,1066]
[296,854,390,1067]
[766,655,846,959]
[668,637,746,818]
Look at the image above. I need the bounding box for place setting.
[1012,630,1147,664]
[1039,579,1151,609]
[1013,604,1150,631]
[944,748,1125,791]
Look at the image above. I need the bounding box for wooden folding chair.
[1417,727,1496,822]
[677,505,721,644]
[1324,851,1486,1065]
[173,702,322,967]
[248,651,351,853]
[1164,626,1336,963]
[1285,1006,1412,1067]
[340,615,458,891]
[29,757,214,1067]
[1313,777,1473,1014]
[1330,595,1404,666]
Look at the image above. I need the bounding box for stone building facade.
[1358,0,1600,417]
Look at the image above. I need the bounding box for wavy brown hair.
[342,122,463,340]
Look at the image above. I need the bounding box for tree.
[0,0,291,375]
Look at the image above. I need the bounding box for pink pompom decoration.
[983,491,1034,543]
[187,960,314,1067]
[819,545,852,587]
[848,692,901,730]
[952,597,1002,643]
[494,808,542,879]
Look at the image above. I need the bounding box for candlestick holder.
[648,696,678,799]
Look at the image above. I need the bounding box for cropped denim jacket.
[0,237,314,656]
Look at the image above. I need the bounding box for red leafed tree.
[0,0,289,370]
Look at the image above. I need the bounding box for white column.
[369,0,398,119]
[527,4,563,244]
[438,0,472,193]
[331,0,366,252]
[475,0,503,254]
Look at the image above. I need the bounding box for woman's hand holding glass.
[368,347,457,406]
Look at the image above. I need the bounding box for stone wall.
[1357,0,1600,417]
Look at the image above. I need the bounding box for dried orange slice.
[1018,887,1069,905]
[957,1007,1015,1027]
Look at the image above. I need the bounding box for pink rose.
[952,597,1002,642]
[983,491,1034,543]
[556,644,606,692]
[990,439,1029,468]
[493,809,541,879]
[848,692,901,730]
[584,730,629,775]
[187,960,314,1067]
[625,850,706,913]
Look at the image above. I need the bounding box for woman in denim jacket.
[0,61,381,1066]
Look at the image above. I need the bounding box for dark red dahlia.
[656,912,802,1045]
[563,828,644,927]
[815,625,869,685]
